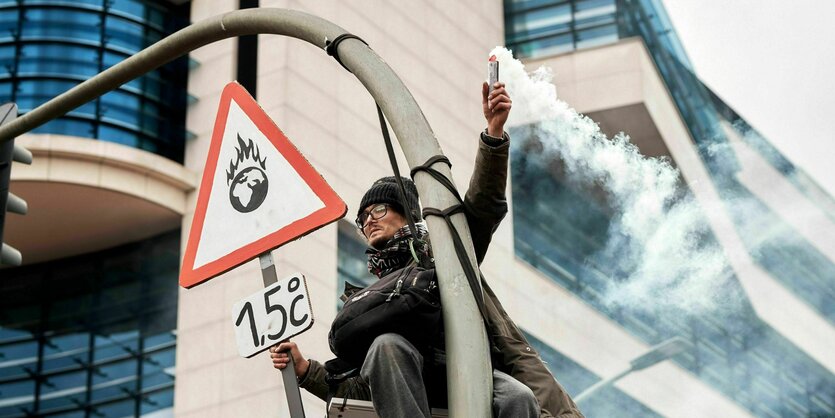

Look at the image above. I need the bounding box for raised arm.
[464,82,512,264]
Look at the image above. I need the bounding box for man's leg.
[492,369,539,418]
[360,333,431,418]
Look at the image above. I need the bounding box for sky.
[660,0,835,198]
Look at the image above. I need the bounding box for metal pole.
[575,337,691,403]
[0,9,492,416]
[260,252,305,418]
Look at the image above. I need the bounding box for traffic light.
[1,102,32,266]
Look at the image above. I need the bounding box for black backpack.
[328,265,443,366]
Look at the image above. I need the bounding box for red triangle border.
[179,82,347,288]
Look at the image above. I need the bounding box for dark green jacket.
[300,133,584,417]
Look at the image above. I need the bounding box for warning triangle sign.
[180,82,346,288]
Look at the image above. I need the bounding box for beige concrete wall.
[176,1,503,416]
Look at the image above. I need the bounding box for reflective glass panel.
[31,118,96,138]
[17,44,100,77]
[336,221,377,309]
[0,10,18,40]
[93,398,135,418]
[140,394,173,416]
[0,380,35,415]
[21,8,101,42]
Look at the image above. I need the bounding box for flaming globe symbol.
[226,134,269,213]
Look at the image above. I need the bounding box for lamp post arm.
[574,367,632,404]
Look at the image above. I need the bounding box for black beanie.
[358,176,421,220]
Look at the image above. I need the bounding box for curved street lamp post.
[574,336,692,404]
[0,8,492,417]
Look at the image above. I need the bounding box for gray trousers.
[360,333,539,418]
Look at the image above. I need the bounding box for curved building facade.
[0,231,179,418]
[0,0,189,162]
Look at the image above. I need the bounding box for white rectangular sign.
[231,273,314,358]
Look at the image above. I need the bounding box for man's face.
[359,204,408,249]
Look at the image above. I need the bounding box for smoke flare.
[492,46,734,315]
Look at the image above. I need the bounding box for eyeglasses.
[355,204,389,229]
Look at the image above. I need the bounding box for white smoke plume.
[491,46,737,315]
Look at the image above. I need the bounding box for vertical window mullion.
[95,0,108,141]
[10,1,24,103]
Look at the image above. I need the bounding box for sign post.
[259,253,305,417]
[183,82,346,417]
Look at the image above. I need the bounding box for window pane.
[17,44,100,77]
[100,90,141,127]
[99,124,141,148]
[509,4,571,41]
[21,8,101,42]
[140,389,173,416]
[16,79,96,115]
[0,380,35,415]
[93,359,137,385]
[0,10,18,40]
[42,370,87,396]
[519,33,574,58]
[0,45,14,77]
[574,0,616,21]
[0,81,12,101]
[31,118,96,138]
[105,15,162,52]
[110,0,145,19]
[575,24,618,49]
[42,333,90,373]
[94,331,139,363]
[93,398,136,418]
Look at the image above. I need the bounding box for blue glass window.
[0,231,180,416]
[31,118,96,138]
[93,398,135,418]
[336,221,376,309]
[42,333,90,373]
[100,90,141,127]
[508,3,571,43]
[140,392,173,416]
[141,347,175,391]
[99,124,140,148]
[105,15,161,52]
[0,380,35,414]
[21,8,101,42]
[16,79,96,115]
[0,1,188,162]
[0,10,17,41]
[575,23,617,49]
[110,0,144,17]
[17,44,100,77]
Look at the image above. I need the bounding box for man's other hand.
[483,81,512,138]
[270,341,310,379]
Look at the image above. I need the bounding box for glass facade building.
[0,0,190,162]
[336,221,377,310]
[506,0,835,417]
[0,231,179,418]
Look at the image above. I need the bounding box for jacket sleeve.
[464,131,510,264]
[297,359,372,402]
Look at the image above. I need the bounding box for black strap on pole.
[411,158,490,322]
[326,32,488,322]
[325,34,368,73]
[375,105,422,244]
